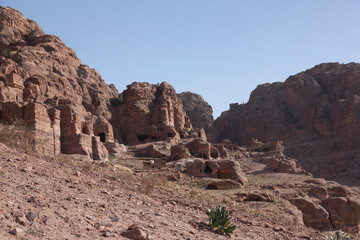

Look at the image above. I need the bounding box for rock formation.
[178,92,217,142]
[215,63,360,184]
[117,82,196,145]
[248,139,309,175]
[0,7,202,160]
[177,158,247,186]
[0,7,123,160]
[288,180,360,233]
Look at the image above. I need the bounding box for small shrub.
[141,174,168,196]
[0,120,37,154]
[206,206,237,238]
[322,230,350,240]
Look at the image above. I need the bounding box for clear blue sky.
[1,0,360,118]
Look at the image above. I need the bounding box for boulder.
[121,224,147,240]
[185,159,247,185]
[170,144,191,160]
[265,156,308,175]
[139,144,168,158]
[104,142,127,157]
[185,138,220,159]
[289,198,330,230]
[323,197,360,233]
[327,186,351,197]
[91,136,108,161]
[310,186,328,200]
[207,179,243,190]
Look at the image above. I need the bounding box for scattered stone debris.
[121,224,147,240]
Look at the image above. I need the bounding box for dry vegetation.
[0,125,333,239]
[0,120,45,156]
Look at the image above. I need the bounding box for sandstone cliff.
[0,7,199,159]
[117,82,195,145]
[178,91,217,142]
[0,6,123,159]
[215,62,360,184]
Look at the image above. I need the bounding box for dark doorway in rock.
[98,133,106,143]
[207,183,218,190]
[137,135,149,142]
[210,151,219,159]
[204,164,212,175]
[167,132,174,138]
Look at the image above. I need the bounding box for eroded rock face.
[117,82,195,145]
[0,7,120,160]
[184,159,247,185]
[0,7,201,160]
[178,92,217,142]
[215,63,360,184]
[185,138,220,159]
[289,198,330,230]
[249,139,309,175]
[285,179,360,233]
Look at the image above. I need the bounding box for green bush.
[206,206,237,238]
[322,230,350,240]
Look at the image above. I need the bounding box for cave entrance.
[210,150,219,159]
[204,163,212,175]
[137,135,149,142]
[98,132,106,143]
[207,183,218,190]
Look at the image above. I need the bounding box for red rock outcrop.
[248,139,309,175]
[287,180,360,233]
[116,82,195,145]
[0,7,120,160]
[183,158,247,185]
[178,92,217,142]
[0,7,202,160]
[215,63,360,184]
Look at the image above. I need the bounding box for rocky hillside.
[0,141,334,240]
[215,62,360,185]
[0,7,201,160]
